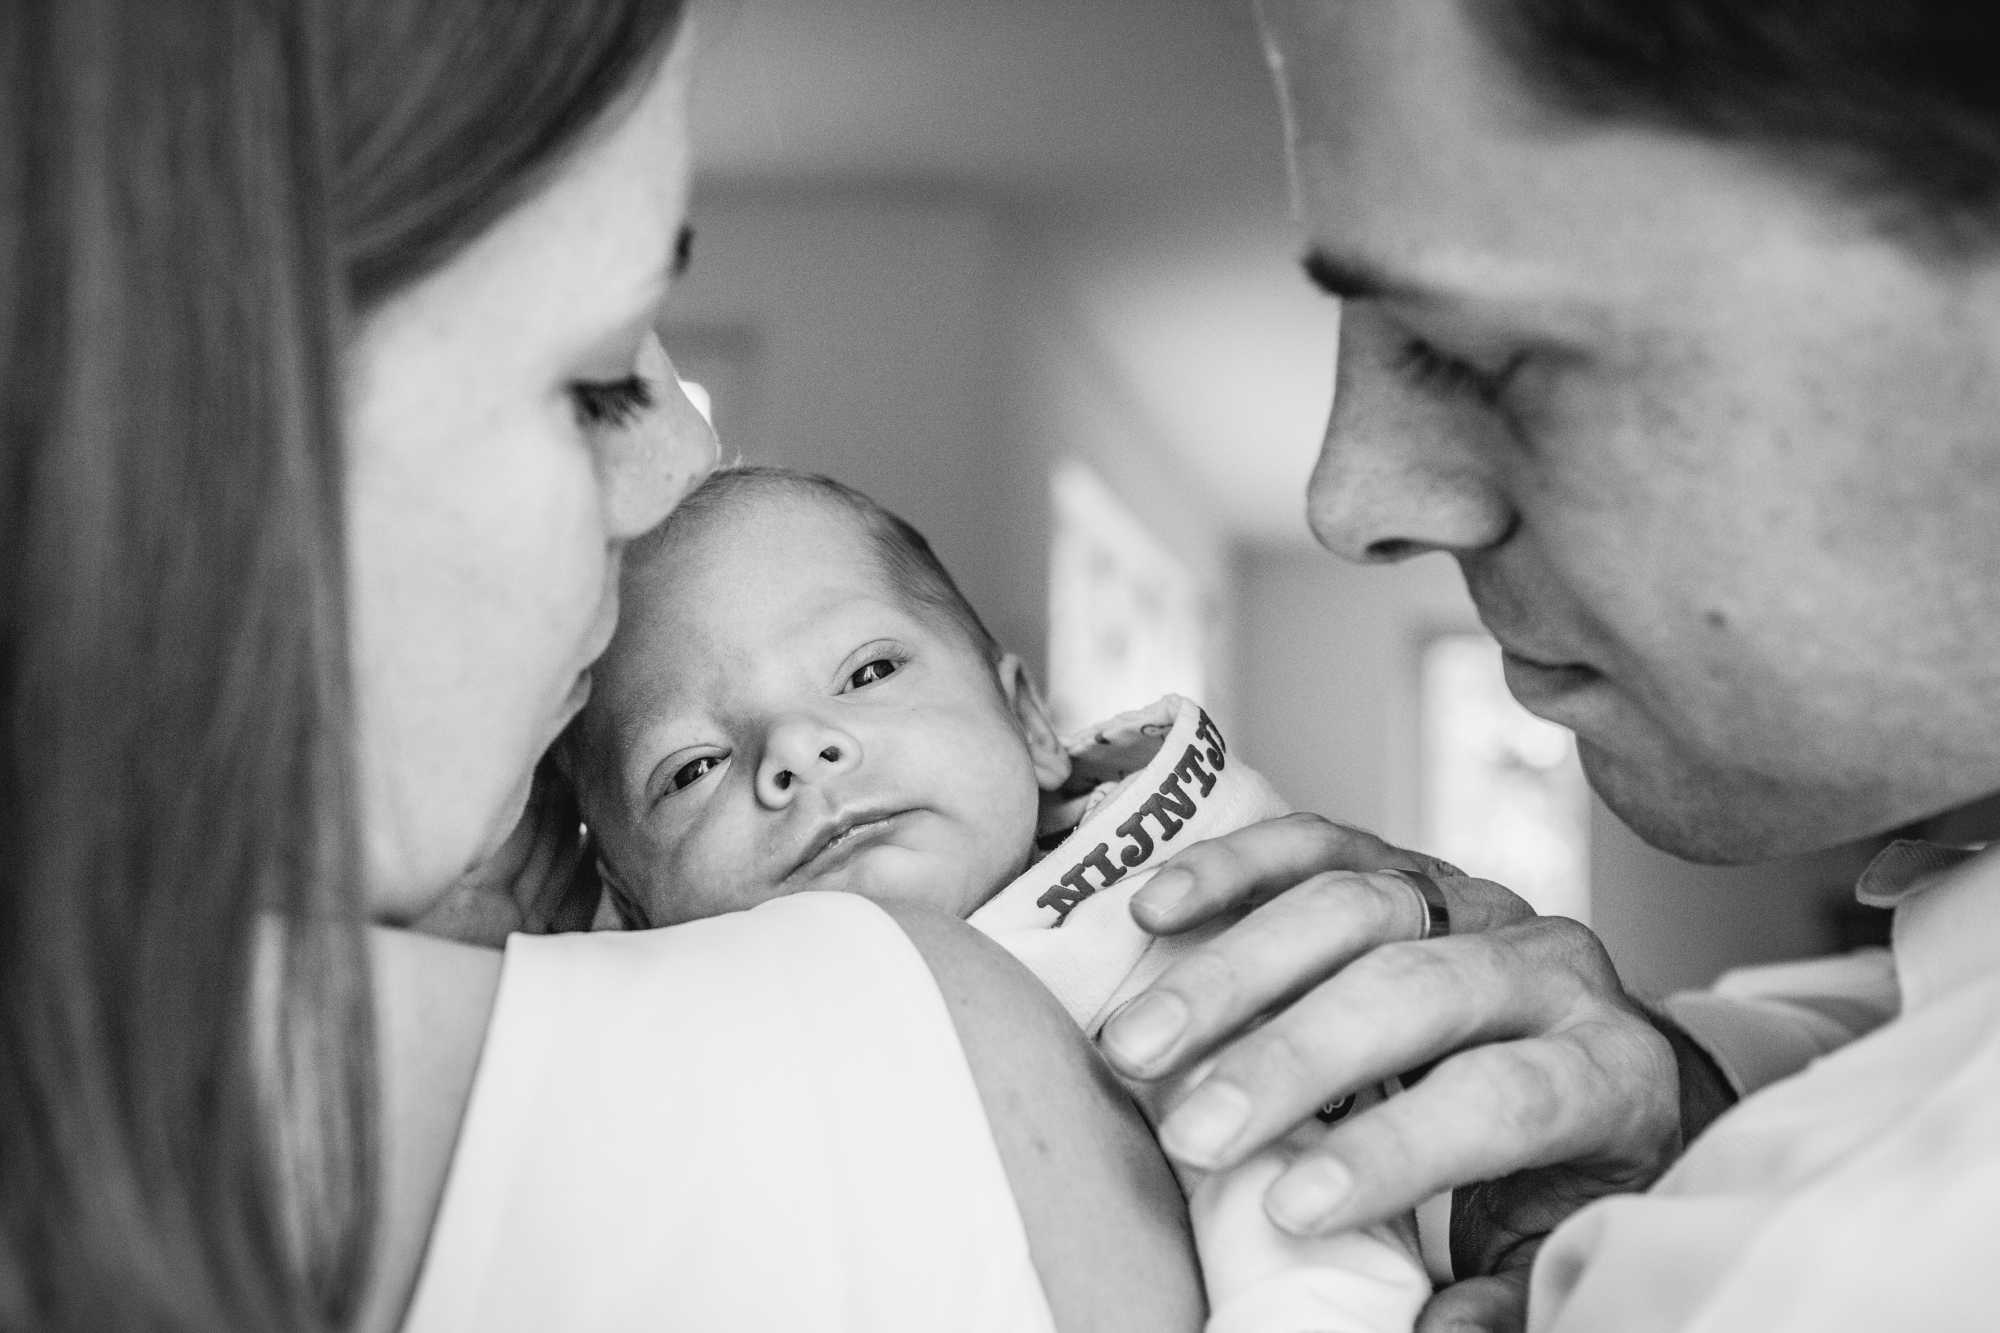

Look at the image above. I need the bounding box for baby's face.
[578,493,1058,925]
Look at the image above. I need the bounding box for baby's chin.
[633,841,1020,927]
[794,845,1011,920]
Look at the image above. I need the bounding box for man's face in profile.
[1260,0,2000,862]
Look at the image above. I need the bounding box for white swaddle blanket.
[972,696,1433,1333]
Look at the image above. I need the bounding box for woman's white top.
[401,892,1055,1332]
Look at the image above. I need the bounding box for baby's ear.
[996,653,1072,793]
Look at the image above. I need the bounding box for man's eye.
[1390,338,1524,408]
[569,374,655,429]
[847,658,899,689]
[665,754,720,794]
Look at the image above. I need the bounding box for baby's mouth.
[790,809,909,880]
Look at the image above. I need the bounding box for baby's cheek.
[616,827,720,928]
[955,813,1040,917]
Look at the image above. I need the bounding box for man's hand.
[1095,813,1687,1331]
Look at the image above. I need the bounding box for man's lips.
[1464,572,1606,707]
[1476,611,1594,683]
[1497,642,1586,671]
[788,808,911,879]
[1499,647,1603,703]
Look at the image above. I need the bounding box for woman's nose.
[755,716,863,807]
[599,333,719,542]
[1306,330,1516,564]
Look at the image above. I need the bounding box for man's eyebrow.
[1300,245,1440,302]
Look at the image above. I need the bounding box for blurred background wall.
[661,0,1880,995]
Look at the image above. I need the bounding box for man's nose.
[756,716,863,807]
[1306,325,1516,564]
[600,333,720,543]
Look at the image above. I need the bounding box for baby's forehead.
[666,484,872,567]
[602,479,991,714]
[646,487,902,610]
[613,497,909,678]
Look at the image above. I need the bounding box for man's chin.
[1579,741,1856,866]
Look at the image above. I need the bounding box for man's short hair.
[1476,2,2000,255]
[642,463,1007,666]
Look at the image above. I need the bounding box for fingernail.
[1133,869,1191,924]
[1160,1081,1251,1166]
[1100,992,1188,1070]
[1266,1156,1353,1233]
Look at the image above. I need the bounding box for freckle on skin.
[1704,609,1729,631]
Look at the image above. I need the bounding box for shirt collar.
[1857,839,2000,1009]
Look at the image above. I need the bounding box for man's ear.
[996,652,1072,793]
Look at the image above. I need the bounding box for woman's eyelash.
[570,374,655,429]
[1391,338,1522,407]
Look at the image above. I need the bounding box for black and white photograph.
[6,2,1994,1329]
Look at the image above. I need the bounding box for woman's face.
[344,40,716,917]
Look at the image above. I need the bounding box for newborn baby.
[566,464,1431,1333]
[566,464,1068,928]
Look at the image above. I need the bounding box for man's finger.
[1417,1271,1531,1333]
[1102,868,1440,1077]
[1104,882,1543,1089]
[1146,924,1593,1180]
[1256,1026,1676,1238]
[1138,917,1673,1190]
[1129,811,1459,933]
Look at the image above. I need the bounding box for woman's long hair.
[0,1,683,1327]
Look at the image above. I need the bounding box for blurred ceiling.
[685,0,1339,547]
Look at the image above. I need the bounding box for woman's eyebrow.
[618,225,693,317]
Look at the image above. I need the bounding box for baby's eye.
[569,374,656,430]
[665,754,720,794]
[847,658,900,689]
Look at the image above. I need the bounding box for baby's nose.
[756,719,862,805]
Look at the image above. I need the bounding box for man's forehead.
[1262,1,1835,327]
[1261,3,1522,184]
[1262,5,1578,292]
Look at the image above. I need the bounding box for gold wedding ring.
[1386,868,1451,941]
